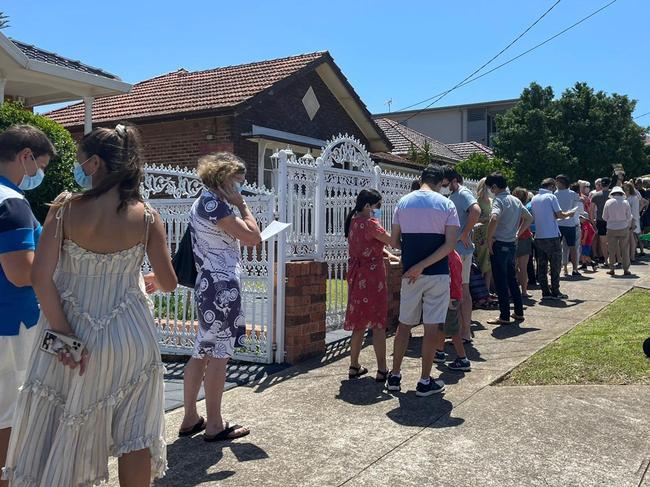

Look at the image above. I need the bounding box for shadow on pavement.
[336,376,393,406]
[537,298,584,309]
[156,437,268,486]
[385,392,464,428]
[490,323,541,340]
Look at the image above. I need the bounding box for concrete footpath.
[106,259,650,486]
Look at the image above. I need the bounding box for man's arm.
[486,213,499,255]
[403,225,458,283]
[390,223,401,250]
[460,203,481,248]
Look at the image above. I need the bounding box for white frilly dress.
[3,196,166,486]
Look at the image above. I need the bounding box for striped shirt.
[393,190,459,275]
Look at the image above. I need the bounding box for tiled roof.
[11,39,120,80]
[374,118,460,162]
[46,52,328,126]
[446,141,494,160]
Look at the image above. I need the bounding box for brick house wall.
[233,69,373,183]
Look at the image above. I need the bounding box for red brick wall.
[284,261,327,364]
[69,116,234,169]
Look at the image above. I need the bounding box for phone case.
[40,330,85,362]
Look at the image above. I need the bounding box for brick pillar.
[385,260,403,328]
[284,261,327,364]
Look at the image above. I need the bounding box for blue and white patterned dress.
[189,189,245,359]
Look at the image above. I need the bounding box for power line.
[398,0,562,112]
[395,0,619,127]
[634,111,650,120]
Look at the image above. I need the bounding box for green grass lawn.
[500,288,650,386]
[326,279,348,312]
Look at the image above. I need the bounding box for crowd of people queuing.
[0,121,648,486]
[343,162,649,396]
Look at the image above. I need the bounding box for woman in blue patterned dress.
[179,152,261,442]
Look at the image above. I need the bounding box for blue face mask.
[19,155,45,191]
[74,157,94,190]
[372,208,382,219]
[234,182,243,194]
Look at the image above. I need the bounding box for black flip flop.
[204,424,250,442]
[178,417,205,437]
[348,365,368,379]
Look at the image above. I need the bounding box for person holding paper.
[555,175,583,277]
[178,152,261,442]
[343,189,398,381]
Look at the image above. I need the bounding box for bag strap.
[53,192,74,262]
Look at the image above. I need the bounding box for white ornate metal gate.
[142,165,280,363]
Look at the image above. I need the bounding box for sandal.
[375,370,389,382]
[511,314,525,321]
[349,365,368,379]
[204,422,250,442]
[178,417,206,437]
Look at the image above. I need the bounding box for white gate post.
[373,164,381,191]
[315,156,326,262]
[274,150,289,363]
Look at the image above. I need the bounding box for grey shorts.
[399,274,450,325]
[516,237,533,257]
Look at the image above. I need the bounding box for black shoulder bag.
[172,226,198,288]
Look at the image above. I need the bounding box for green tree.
[0,102,78,221]
[407,141,434,165]
[492,82,571,188]
[455,153,515,186]
[493,81,650,188]
[0,12,9,29]
[557,82,649,182]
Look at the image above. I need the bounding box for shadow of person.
[490,323,541,340]
[335,376,393,406]
[385,392,464,428]
[537,298,584,309]
[155,437,268,486]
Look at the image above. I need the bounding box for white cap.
[610,186,625,195]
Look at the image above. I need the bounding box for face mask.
[372,208,382,219]
[234,182,243,194]
[19,155,45,191]
[74,156,94,190]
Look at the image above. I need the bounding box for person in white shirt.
[602,186,633,276]
[623,182,641,262]
[555,175,583,277]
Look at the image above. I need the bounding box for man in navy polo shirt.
[0,124,54,479]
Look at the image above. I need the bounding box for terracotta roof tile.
[11,39,120,80]
[46,51,328,126]
[446,141,494,160]
[374,118,460,162]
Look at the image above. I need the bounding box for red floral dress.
[344,216,388,331]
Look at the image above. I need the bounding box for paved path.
[106,260,650,486]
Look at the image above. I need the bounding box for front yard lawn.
[499,288,650,386]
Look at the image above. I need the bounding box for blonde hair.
[197,152,246,190]
[476,177,489,200]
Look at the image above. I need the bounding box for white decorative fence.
[144,135,478,361]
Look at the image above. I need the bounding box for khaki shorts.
[399,274,450,325]
[0,323,37,428]
[460,253,472,284]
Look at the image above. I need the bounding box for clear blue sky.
[5,0,649,123]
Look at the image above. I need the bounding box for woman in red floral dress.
[344,189,398,381]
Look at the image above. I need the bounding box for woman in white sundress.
[2,124,177,487]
